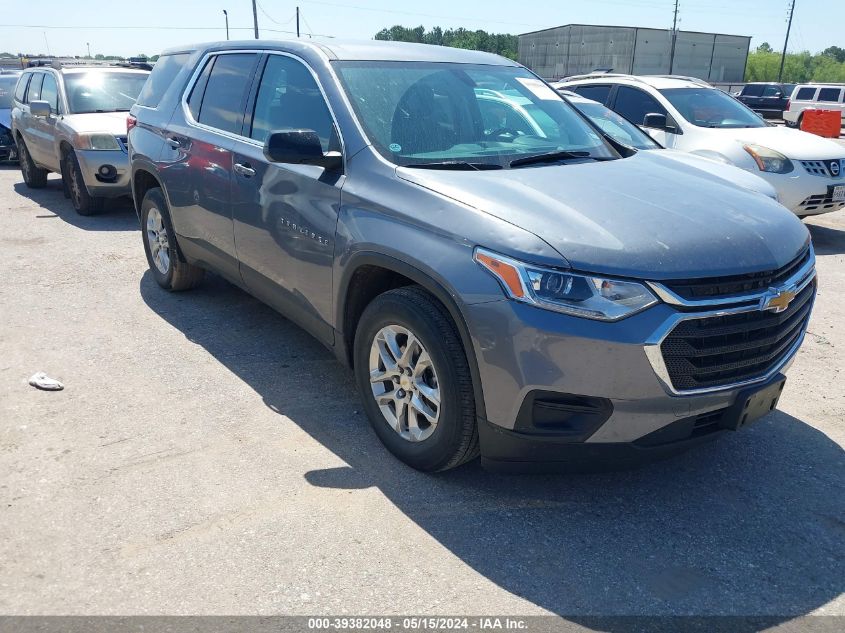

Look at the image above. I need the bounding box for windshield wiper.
[509,150,604,168]
[404,161,502,171]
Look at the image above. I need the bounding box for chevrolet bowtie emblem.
[762,287,797,313]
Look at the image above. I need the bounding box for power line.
[256,1,296,26]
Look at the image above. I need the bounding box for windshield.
[335,61,617,168]
[0,77,17,109]
[64,71,149,114]
[660,88,765,129]
[570,100,660,150]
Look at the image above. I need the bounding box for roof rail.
[556,72,639,83]
[646,74,712,87]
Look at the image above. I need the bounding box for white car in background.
[555,74,845,217]
[783,83,845,129]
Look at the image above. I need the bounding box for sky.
[0,0,839,58]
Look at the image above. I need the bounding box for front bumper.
[763,166,845,215]
[465,257,815,471]
[75,148,131,198]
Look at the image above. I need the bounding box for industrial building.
[518,24,751,82]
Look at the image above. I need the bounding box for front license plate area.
[723,377,786,431]
[832,185,845,202]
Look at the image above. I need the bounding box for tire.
[65,150,104,215]
[354,286,479,471]
[140,187,204,291]
[18,138,48,189]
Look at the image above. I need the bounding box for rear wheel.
[64,150,104,215]
[141,187,204,291]
[18,138,48,188]
[354,287,479,471]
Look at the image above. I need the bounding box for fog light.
[98,164,116,178]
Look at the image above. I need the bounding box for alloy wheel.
[369,324,441,442]
[146,207,171,275]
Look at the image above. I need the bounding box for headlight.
[474,248,658,321]
[75,133,121,151]
[743,144,794,174]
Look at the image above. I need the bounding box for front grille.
[660,280,815,391]
[662,247,810,301]
[800,159,844,178]
[798,192,845,214]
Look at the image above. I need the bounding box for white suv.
[783,84,845,129]
[555,74,845,217]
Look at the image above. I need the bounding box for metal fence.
[519,24,750,82]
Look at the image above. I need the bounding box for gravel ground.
[0,165,843,621]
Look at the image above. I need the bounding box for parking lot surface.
[0,165,843,619]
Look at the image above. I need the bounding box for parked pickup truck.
[736,82,795,119]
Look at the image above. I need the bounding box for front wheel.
[64,150,104,215]
[354,287,479,471]
[140,187,204,291]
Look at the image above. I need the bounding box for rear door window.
[194,53,259,135]
[14,74,31,102]
[817,87,842,103]
[613,86,667,127]
[136,52,190,108]
[26,73,44,103]
[761,85,781,97]
[571,84,612,105]
[794,87,816,101]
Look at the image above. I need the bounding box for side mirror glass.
[30,100,51,118]
[642,112,667,130]
[263,129,342,171]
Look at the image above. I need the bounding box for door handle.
[234,162,256,178]
[166,137,182,149]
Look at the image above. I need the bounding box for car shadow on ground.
[12,176,137,232]
[807,221,845,256]
[139,271,844,628]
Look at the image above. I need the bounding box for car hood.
[711,125,844,159]
[396,151,809,280]
[647,149,778,199]
[0,108,10,130]
[61,111,128,135]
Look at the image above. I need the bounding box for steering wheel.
[485,127,521,141]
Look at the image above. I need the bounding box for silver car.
[11,63,149,214]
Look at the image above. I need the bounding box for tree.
[756,42,773,53]
[375,25,518,60]
[821,45,845,63]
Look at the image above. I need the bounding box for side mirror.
[30,100,51,118]
[642,112,667,130]
[263,129,342,171]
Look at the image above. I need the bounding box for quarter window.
[14,74,30,102]
[194,53,259,135]
[817,87,842,103]
[613,86,667,127]
[794,87,815,100]
[249,55,336,150]
[742,84,764,97]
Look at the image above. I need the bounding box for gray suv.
[11,63,149,214]
[128,40,815,472]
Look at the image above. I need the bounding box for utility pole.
[668,0,679,74]
[252,0,259,39]
[86,42,91,58]
[778,0,796,82]
[223,10,229,40]
[296,6,300,38]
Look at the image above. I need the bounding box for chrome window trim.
[644,259,817,396]
[179,49,346,162]
[647,245,815,308]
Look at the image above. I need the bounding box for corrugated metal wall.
[518,25,750,82]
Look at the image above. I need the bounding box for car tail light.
[126,114,137,132]
[785,99,791,112]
